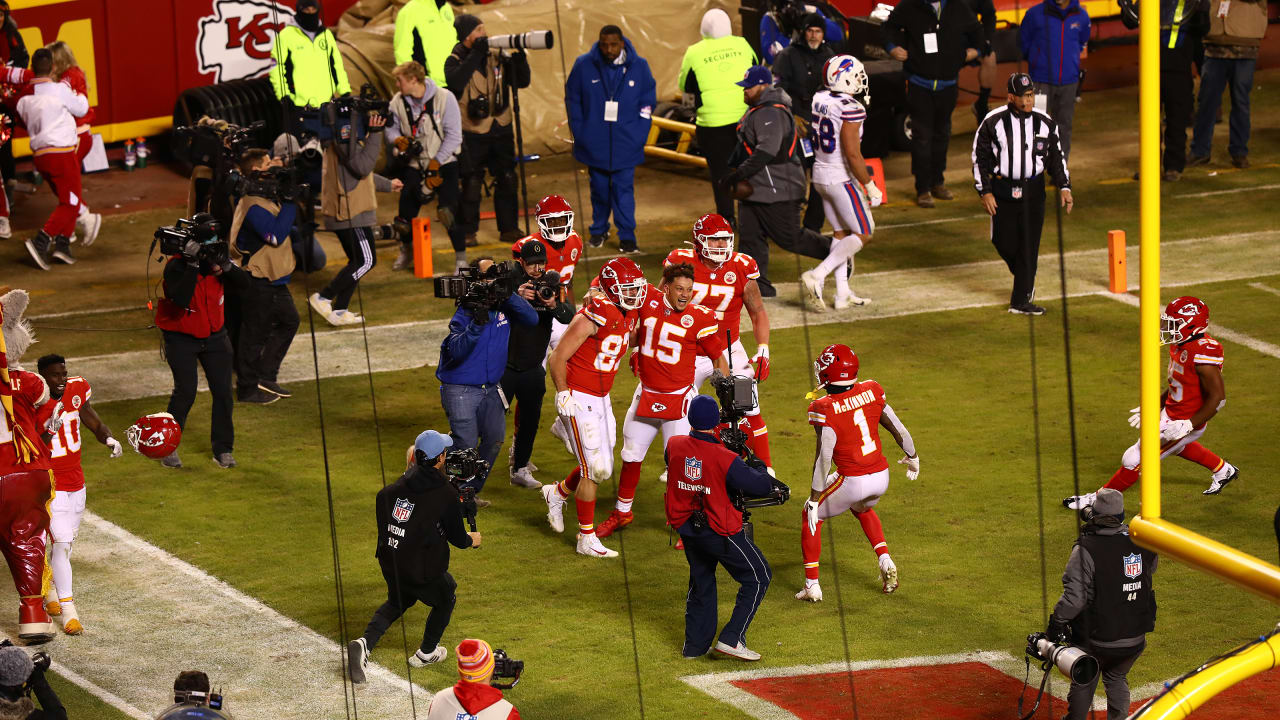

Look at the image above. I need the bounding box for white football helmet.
[824,55,869,98]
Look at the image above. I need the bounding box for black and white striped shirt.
[971,105,1070,195]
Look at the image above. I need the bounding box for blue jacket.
[436,295,537,386]
[760,11,844,65]
[1019,0,1091,86]
[565,37,656,171]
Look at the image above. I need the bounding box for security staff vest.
[394,0,456,86]
[426,687,513,720]
[390,89,458,170]
[269,26,351,108]
[229,196,296,282]
[678,35,757,127]
[155,268,225,339]
[665,435,745,536]
[1077,533,1156,642]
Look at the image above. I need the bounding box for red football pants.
[0,470,52,600]
[32,150,82,237]
[77,130,92,164]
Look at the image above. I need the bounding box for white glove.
[43,401,63,433]
[1161,418,1194,442]
[1127,406,1142,429]
[769,41,784,58]
[105,437,123,458]
[865,181,884,208]
[899,454,920,481]
[555,390,580,418]
[804,499,820,535]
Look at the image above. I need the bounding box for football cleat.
[879,554,899,594]
[800,270,827,312]
[347,638,368,684]
[44,600,61,617]
[63,618,83,636]
[1062,492,1096,511]
[795,584,824,602]
[1203,466,1238,495]
[713,641,761,661]
[834,293,871,310]
[576,533,619,558]
[542,484,566,533]
[409,645,448,667]
[509,466,540,489]
[595,510,633,539]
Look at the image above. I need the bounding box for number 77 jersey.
[664,248,759,344]
[808,379,888,475]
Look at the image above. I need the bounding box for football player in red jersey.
[798,344,919,600]
[596,263,730,538]
[512,195,585,350]
[1064,297,1239,509]
[665,214,776,471]
[544,258,645,558]
[34,354,122,635]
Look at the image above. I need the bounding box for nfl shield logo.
[684,457,702,481]
[392,498,415,523]
[1123,553,1142,579]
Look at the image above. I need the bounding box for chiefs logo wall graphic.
[197,0,295,83]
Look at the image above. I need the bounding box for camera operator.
[154,213,248,470]
[1047,488,1157,720]
[426,639,521,720]
[665,394,778,661]
[270,132,328,273]
[445,14,531,246]
[502,240,573,489]
[228,149,301,405]
[0,645,65,720]
[385,61,468,273]
[348,430,482,682]
[437,259,537,501]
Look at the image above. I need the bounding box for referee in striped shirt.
[972,73,1073,316]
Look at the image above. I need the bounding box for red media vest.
[665,434,745,536]
[154,262,225,338]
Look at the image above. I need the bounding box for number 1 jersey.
[808,379,888,476]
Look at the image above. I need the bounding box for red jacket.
[452,682,520,719]
[665,433,749,536]
[59,66,93,126]
[155,261,226,338]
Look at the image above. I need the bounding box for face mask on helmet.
[599,260,647,311]
[692,214,734,265]
[127,412,183,459]
[538,212,573,244]
[1159,296,1209,345]
[824,54,869,98]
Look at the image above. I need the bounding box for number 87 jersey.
[566,293,639,396]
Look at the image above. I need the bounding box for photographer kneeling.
[0,644,65,720]
[349,430,482,682]
[154,213,248,469]
[230,149,301,404]
[1047,488,1156,720]
[426,639,522,720]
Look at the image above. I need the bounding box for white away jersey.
[810,90,866,185]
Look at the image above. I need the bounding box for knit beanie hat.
[0,647,31,687]
[1093,488,1125,518]
[455,14,483,42]
[456,638,494,683]
[688,395,720,431]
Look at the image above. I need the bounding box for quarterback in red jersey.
[512,195,585,351]
[798,344,919,600]
[664,214,775,469]
[596,263,729,538]
[1064,297,1239,509]
[34,354,122,635]
[544,259,645,558]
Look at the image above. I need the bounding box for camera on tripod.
[154,214,228,266]
[434,261,521,312]
[1025,632,1099,684]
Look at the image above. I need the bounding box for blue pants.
[680,529,771,656]
[439,383,504,493]
[1191,56,1255,160]
[587,166,637,248]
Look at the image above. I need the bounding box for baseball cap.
[688,395,721,431]
[519,239,548,263]
[736,65,774,89]
[1007,73,1035,96]
[414,430,453,460]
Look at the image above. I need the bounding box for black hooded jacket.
[374,463,473,585]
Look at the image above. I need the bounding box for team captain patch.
[392,498,415,523]
[684,457,702,481]
[1123,553,1142,579]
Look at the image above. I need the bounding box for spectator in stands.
[0,645,65,720]
[679,9,758,229]
[760,0,844,65]
[1188,0,1267,169]
[565,25,656,253]
[424,639,520,720]
[883,0,983,207]
[772,12,837,233]
[1019,0,1091,160]
[46,41,102,247]
[394,0,456,88]
[269,0,350,108]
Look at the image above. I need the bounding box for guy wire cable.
[551,0,590,278]
[1052,184,1084,536]
[1025,308,1053,703]
[793,253,860,720]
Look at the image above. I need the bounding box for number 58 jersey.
[810,89,866,186]
[567,294,638,397]
[808,379,888,476]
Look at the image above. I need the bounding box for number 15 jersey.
[808,379,888,476]
[810,89,866,186]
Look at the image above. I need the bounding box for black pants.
[1066,639,1146,720]
[681,529,771,657]
[459,129,519,236]
[163,329,235,456]
[990,179,1047,307]
[1161,43,1194,173]
[319,226,376,312]
[236,278,299,395]
[500,366,547,472]
[361,565,457,655]
[396,162,467,253]
[906,83,959,194]
[696,124,740,227]
[737,199,831,295]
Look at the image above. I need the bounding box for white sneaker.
[0,216,10,239]
[509,466,539,489]
[408,645,447,667]
[309,293,333,317]
[800,270,827,311]
[1203,465,1238,495]
[795,583,823,602]
[879,554,899,594]
[347,638,368,683]
[328,310,364,327]
[1062,491,1096,511]
[576,532,619,558]
[507,445,536,473]
[542,484,565,533]
[78,213,103,246]
[834,293,871,310]
[658,469,668,484]
[713,641,761,661]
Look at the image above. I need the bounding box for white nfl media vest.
[426,686,513,720]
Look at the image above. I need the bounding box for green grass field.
[13,70,1280,718]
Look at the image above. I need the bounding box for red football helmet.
[691,213,734,266]
[535,195,574,245]
[814,344,859,386]
[597,258,647,311]
[1160,296,1210,345]
[126,412,183,459]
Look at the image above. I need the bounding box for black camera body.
[175,120,265,169]
[434,261,520,312]
[531,270,561,303]
[468,94,491,122]
[287,83,390,144]
[445,447,488,532]
[155,215,229,266]
[232,165,312,205]
[491,648,524,689]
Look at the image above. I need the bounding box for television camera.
[445,447,489,532]
[434,261,523,313]
[153,213,228,266]
[286,83,390,144]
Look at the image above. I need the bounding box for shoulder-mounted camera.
[153,213,228,266]
[434,261,521,312]
[444,447,488,532]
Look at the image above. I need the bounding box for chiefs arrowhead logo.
[197,0,295,83]
[71,396,82,409]
[651,402,667,412]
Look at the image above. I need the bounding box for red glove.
[751,344,770,382]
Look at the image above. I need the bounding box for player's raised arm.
[78,400,121,458]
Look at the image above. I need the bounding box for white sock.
[51,541,73,599]
[805,578,819,588]
[616,499,633,513]
[1213,462,1235,481]
[836,239,864,297]
[815,235,861,280]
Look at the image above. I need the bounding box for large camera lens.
[487,30,554,51]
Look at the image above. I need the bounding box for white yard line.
[1104,293,1280,359]
[29,305,149,321]
[1174,183,1280,198]
[49,662,151,720]
[1248,282,1280,298]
